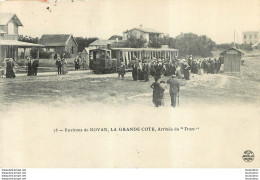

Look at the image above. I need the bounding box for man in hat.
[118,61,126,80]
[167,74,180,107]
[56,57,62,75]
[27,57,33,76]
[132,60,138,81]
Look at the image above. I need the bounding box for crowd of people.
[129,55,223,82]
[131,59,150,82]
[27,57,39,76]
[125,55,224,107]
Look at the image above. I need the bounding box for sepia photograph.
[0,0,259,169]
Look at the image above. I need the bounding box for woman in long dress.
[2,58,8,77]
[61,58,68,75]
[150,77,163,107]
[175,64,182,79]
[198,60,204,75]
[6,58,16,78]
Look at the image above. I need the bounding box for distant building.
[39,34,78,55]
[89,26,164,49]
[89,39,116,49]
[0,13,43,62]
[123,25,164,47]
[242,31,259,44]
[89,39,127,49]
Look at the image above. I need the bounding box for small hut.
[220,47,244,73]
[78,47,89,68]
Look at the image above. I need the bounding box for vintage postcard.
[0,0,259,168]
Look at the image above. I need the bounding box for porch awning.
[0,40,44,47]
[111,47,179,52]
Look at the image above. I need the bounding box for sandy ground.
[0,54,259,168]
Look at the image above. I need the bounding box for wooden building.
[0,13,43,62]
[78,47,89,67]
[39,34,78,55]
[220,47,244,73]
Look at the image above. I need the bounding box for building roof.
[0,13,23,26]
[220,47,245,55]
[89,39,116,46]
[0,40,44,47]
[80,47,90,53]
[38,34,78,47]
[124,28,163,34]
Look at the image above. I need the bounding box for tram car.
[89,48,118,74]
[89,47,179,74]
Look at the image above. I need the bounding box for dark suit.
[167,77,180,107]
[32,60,39,76]
[56,60,62,74]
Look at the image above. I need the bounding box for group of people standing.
[55,58,68,75]
[1,58,16,78]
[27,57,39,76]
[150,74,180,108]
[74,58,81,70]
[188,55,222,75]
[177,55,223,80]
[74,57,88,71]
[54,53,68,75]
[132,59,150,82]
[125,54,223,108]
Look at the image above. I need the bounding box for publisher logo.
[242,150,254,163]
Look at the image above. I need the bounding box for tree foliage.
[238,44,253,51]
[30,48,52,59]
[18,35,39,44]
[125,33,147,48]
[75,37,99,52]
[215,43,253,51]
[148,34,176,49]
[215,43,233,50]
[174,33,216,57]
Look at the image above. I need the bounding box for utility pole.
[233,30,236,48]
[237,33,240,49]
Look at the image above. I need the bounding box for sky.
[0,0,259,44]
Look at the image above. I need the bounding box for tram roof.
[110,47,178,52]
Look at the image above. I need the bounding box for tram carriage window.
[106,51,110,59]
[95,50,106,59]
[111,51,116,59]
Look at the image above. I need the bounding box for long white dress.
[62,59,68,74]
